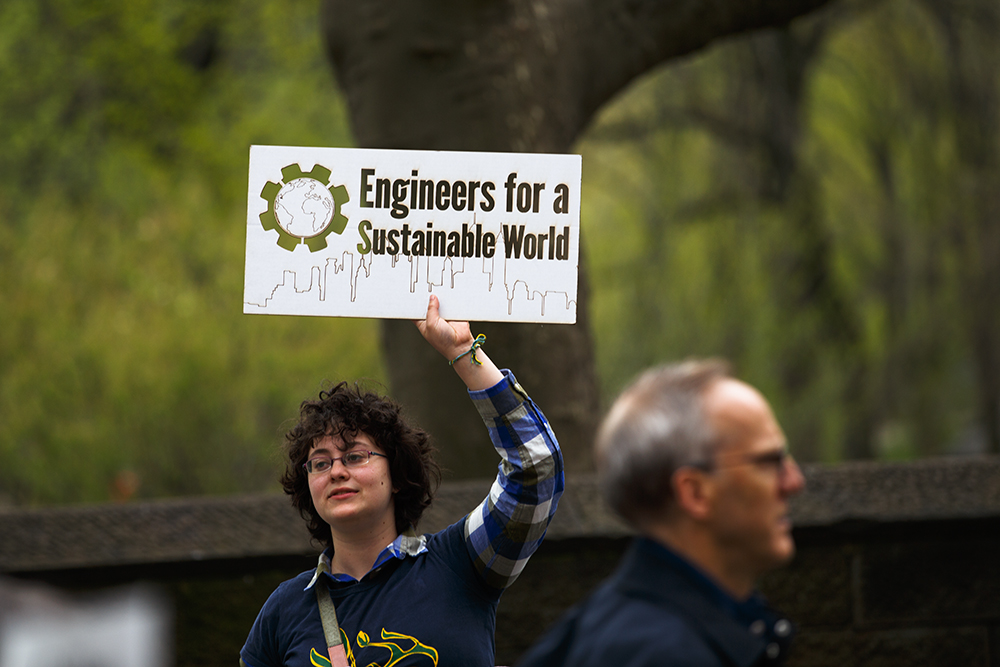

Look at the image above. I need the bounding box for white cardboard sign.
[244,146,581,323]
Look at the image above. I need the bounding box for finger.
[426,294,440,323]
[414,294,439,334]
[413,294,435,333]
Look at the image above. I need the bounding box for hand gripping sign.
[245,146,581,324]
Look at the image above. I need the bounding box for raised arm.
[415,295,564,591]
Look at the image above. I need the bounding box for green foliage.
[580,0,996,462]
[2,0,995,506]
[0,0,382,505]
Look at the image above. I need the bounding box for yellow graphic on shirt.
[309,648,331,667]
[357,629,439,666]
[314,628,438,667]
[309,628,359,667]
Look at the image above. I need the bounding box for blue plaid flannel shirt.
[464,369,564,589]
[308,369,564,592]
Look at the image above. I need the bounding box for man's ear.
[672,467,714,521]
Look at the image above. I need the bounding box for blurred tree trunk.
[643,18,869,460]
[726,24,876,460]
[924,0,1000,453]
[321,0,836,476]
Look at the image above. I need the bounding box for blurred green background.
[1,0,996,507]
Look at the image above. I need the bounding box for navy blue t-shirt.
[241,520,501,667]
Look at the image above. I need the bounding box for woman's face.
[306,431,397,538]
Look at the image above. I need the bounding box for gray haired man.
[518,360,805,667]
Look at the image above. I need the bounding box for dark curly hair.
[280,381,441,550]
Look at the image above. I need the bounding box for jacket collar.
[610,537,782,666]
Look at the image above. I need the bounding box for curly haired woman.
[240,295,564,667]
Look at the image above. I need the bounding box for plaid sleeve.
[464,369,565,590]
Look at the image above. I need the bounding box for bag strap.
[314,577,351,667]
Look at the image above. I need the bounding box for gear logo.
[259,164,350,252]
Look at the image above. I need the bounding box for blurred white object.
[0,578,170,667]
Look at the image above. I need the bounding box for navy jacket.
[517,537,794,667]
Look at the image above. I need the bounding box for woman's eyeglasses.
[303,450,386,474]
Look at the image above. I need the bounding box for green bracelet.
[449,334,487,366]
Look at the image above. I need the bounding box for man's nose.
[780,456,806,496]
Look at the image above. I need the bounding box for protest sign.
[245,146,581,323]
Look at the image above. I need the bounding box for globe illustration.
[273,178,335,238]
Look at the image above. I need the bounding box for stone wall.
[2,456,998,666]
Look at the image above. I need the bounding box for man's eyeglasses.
[303,450,386,474]
[689,447,792,474]
[737,447,791,471]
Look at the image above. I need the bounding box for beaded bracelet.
[449,334,487,366]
